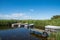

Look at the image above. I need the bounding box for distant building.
[11,23,34,29]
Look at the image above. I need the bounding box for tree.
[51,15,60,19]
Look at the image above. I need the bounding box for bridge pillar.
[18,25,20,27]
[12,24,14,27]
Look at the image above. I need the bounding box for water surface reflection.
[0,28,40,40]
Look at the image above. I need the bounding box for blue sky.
[0,0,60,20]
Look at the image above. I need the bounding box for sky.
[0,0,60,20]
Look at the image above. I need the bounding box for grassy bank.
[48,32,60,40]
[0,19,60,29]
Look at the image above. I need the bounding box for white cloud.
[0,13,32,20]
[29,9,34,12]
[0,13,50,20]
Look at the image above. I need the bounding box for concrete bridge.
[11,23,34,29]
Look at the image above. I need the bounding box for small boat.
[30,31,49,38]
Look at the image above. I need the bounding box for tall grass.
[48,32,60,40]
[0,19,60,29]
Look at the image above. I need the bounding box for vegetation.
[51,15,60,19]
[0,15,60,40]
[0,15,60,29]
[48,32,60,40]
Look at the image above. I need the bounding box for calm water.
[0,28,40,40]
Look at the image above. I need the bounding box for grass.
[48,32,60,40]
[0,19,60,30]
[56,32,60,40]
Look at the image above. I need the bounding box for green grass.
[0,19,60,29]
[49,32,60,40]
[56,32,60,40]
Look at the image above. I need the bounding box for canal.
[0,28,40,40]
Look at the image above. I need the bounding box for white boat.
[45,25,60,32]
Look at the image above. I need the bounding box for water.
[0,28,40,40]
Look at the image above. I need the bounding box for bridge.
[11,23,34,29]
